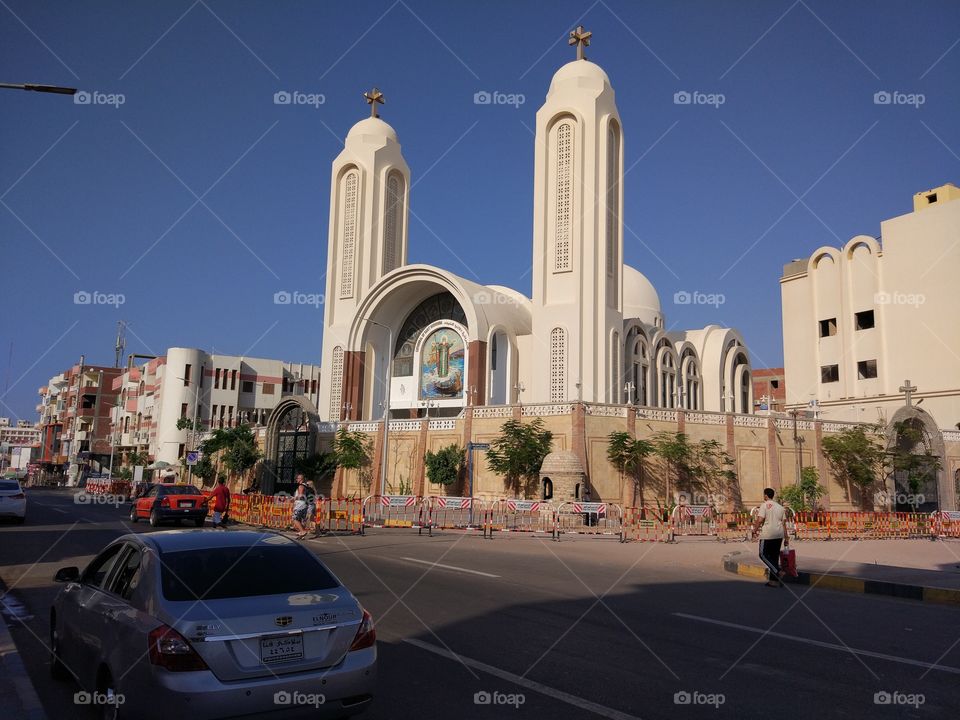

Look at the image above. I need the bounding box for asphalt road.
[1,488,959,719]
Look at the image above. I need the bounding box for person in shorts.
[751,487,789,587]
[211,476,230,529]
[291,482,310,539]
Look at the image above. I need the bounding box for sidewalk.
[0,600,47,720]
[722,538,960,606]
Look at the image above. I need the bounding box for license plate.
[260,635,303,664]
[178,501,193,508]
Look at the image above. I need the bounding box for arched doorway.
[886,410,944,513]
[262,398,319,495]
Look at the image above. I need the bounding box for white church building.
[318,32,753,423]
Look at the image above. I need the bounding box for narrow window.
[180,403,188,419]
[262,383,275,395]
[214,369,220,389]
[242,381,254,393]
[183,364,191,387]
[231,369,237,390]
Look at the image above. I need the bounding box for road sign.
[186,450,201,466]
[469,442,491,450]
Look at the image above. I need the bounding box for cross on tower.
[899,379,917,406]
[363,87,384,118]
[569,25,592,61]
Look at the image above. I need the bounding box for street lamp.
[0,82,77,95]
[624,381,635,405]
[361,317,393,496]
[173,372,203,485]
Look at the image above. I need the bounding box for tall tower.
[531,28,624,404]
[319,89,411,421]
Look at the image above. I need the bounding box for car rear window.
[159,485,202,496]
[0,480,20,491]
[159,544,339,601]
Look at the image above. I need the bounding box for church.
[318,28,754,423]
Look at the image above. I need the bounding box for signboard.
[436,497,471,509]
[133,466,144,484]
[937,511,960,522]
[469,442,491,450]
[186,450,201,466]
[379,495,417,508]
[506,500,540,512]
[573,502,606,514]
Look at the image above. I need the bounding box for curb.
[0,612,48,720]
[721,551,960,607]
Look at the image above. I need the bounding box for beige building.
[781,183,960,430]
[319,38,753,425]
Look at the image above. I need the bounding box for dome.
[547,60,611,97]
[345,116,398,143]
[540,450,584,476]
[623,265,661,326]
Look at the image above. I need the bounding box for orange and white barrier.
[362,495,425,530]
[553,502,622,539]
[482,499,554,538]
[424,496,479,531]
[324,497,364,534]
[715,512,753,542]
[620,507,670,543]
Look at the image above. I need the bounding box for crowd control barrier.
[83,478,132,498]
[553,502,622,539]
[670,505,716,536]
[323,497,365,534]
[482,499,554,538]
[363,495,426,530]
[423,496,478,532]
[620,507,671,543]
[714,512,753,542]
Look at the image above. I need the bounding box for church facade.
[318,39,754,425]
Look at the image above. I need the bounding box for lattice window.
[606,124,619,278]
[550,327,566,401]
[554,122,574,273]
[329,346,344,420]
[383,172,403,274]
[339,170,359,298]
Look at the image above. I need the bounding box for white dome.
[547,60,611,97]
[345,116,398,143]
[623,265,662,326]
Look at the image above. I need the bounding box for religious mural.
[419,328,464,400]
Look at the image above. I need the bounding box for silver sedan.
[50,530,376,719]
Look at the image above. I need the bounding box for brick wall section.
[572,403,587,491]
[467,340,487,406]
[767,417,781,490]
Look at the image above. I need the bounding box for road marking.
[405,638,641,720]
[51,508,68,514]
[399,557,499,578]
[674,613,960,675]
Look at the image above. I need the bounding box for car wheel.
[14,516,24,525]
[128,506,138,523]
[149,509,161,527]
[97,669,123,720]
[49,617,69,680]
[194,518,205,527]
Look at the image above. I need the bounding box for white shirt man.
[752,488,789,587]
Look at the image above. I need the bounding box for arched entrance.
[885,407,945,513]
[262,398,319,495]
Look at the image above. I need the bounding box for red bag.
[779,548,798,577]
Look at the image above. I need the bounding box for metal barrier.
[553,502,622,539]
[483,499,554,538]
[620,507,671,543]
[362,495,426,530]
[323,497,365,534]
[670,505,715,536]
[260,495,294,530]
[424,496,479,531]
[715,512,753,542]
[83,478,132,498]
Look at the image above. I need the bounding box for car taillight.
[349,609,376,651]
[159,497,170,508]
[11,493,24,500]
[148,625,208,671]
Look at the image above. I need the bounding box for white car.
[0,478,26,523]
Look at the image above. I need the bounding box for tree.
[485,418,553,498]
[424,444,464,489]
[820,425,885,507]
[200,425,262,486]
[688,439,738,508]
[779,466,827,512]
[885,420,942,510]
[651,431,694,506]
[607,431,654,507]
[175,417,194,431]
[334,427,374,494]
[295,452,338,484]
[125,450,148,468]
[191,453,216,487]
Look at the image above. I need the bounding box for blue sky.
[2,0,959,420]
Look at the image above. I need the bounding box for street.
[1,488,959,719]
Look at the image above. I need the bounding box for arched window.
[682,354,700,411]
[382,171,404,274]
[339,169,359,298]
[659,350,676,408]
[630,336,649,406]
[553,120,574,273]
[329,346,344,420]
[550,327,567,401]
[542,478,553,501]
[606,122,620,303]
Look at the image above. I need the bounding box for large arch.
[885,405,949,512]
[261,396,321,495]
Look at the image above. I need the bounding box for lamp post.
[0,82,77,95]
[624,381,635,405]
[361,318,393,496]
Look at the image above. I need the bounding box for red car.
[129,484,209,527]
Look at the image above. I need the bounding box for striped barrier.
[620,507,671,543]
[424,496,479,532]
[715,512,753,542]
[671,505,715,536]
[84,478,132,498]
[362,495,425,530]
[483,499,554,538]
[553,502,622,539]
[324,497,364,534]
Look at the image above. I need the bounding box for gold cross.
[569,25,592,61]
[364,87,384,118]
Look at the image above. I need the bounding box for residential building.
[752,368,786,414]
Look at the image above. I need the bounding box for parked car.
[0,478,26,523]
[129,484,208,527]
[50,530,376,719]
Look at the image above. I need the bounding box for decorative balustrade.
[521,404,573,416]
[584,404,628,417]
[472,406,514,419]
[345,422,379,433]
[733,414,767,428]
[685,411,727,426]
[636,408,678,422]
[389,420,423,433]
[774,418,814,431]
[428,419,457,431]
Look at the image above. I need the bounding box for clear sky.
[2,0,959,421]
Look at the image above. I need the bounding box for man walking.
[211,476,230,529]
[752,487,789,587]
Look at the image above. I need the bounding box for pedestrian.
[751,487,789,587]
[291,481,309,540]
[211,476,230,529]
